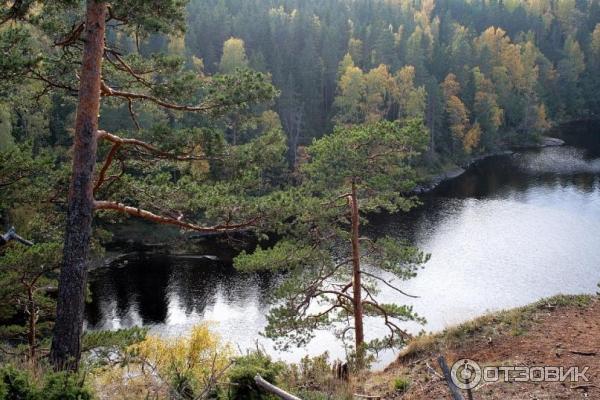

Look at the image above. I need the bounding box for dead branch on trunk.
[104,49,155,89]
[29,70,79,94]
[100,80,221,112]
[362,299,412,343]
[94,129,223,193]
[94,141,122,194]
[361,270,419,298]
[0,0,28,26]
[127,98,141,130]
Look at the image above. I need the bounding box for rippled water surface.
[86,123,600,368]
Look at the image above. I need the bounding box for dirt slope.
[357,295,600,400]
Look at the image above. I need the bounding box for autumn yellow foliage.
[92,324,233,400]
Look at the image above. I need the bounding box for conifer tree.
[236,120,430,368]
[1,0,277,369]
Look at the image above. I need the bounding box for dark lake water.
[86,122,600,368]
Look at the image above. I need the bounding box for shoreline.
[95,136,567,266]
[413,135,564,195]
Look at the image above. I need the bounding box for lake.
[85,122,600,368]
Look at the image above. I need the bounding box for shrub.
[393,376,410,393]
[0,365,93,400]
[279,353,353,400]
[41,372,93,400]
[91,324,232,400]
[0,365,38,400]
[226,350,284,400]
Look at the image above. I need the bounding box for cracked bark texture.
[50,0,106,370]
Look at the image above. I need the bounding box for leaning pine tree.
[1,0,278,370]
[235,119,431,368]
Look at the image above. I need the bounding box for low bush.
[225,350,284,400]
[0,364,93,400]
[393,376,410,393]
[92,324,232,400]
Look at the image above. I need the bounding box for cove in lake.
[86,122,600,368]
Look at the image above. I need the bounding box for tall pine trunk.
[349,181,365,366]
[50,0,106,370]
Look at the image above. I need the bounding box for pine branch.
[361,270,419,298]
[100,80,220,112]
[93,201,259,233]
[97,130,215,161]
[104,49,155,89]
[54,22,85,47]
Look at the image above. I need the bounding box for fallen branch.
[571,384,600,390]
[569,350,597,356]
[0,227,34,247]
[426,361,444,379]
[353,394,381,399]
[254,375,301,400]
[437,356,465,400]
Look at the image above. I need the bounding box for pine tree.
[236,120,430,368]
[1,0,278,370]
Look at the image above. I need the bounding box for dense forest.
[183,0,600,161]
[4,0,600,163]
[0,0,599,399]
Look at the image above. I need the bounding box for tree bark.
[50,0,107,371]
[26,285,36,360]
[349,180,365,366]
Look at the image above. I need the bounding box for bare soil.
[357,295,600,400]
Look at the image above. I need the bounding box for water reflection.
[86,256,276,346]
[87,123,600,368]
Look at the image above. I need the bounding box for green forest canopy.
[181,0,600,160]
[3,0,599,163]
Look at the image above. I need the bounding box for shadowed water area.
[86,122,600,368]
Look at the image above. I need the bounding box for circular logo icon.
[450,359,482,390]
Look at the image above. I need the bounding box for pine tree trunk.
[50,0,107,371]
[349,181,365,366]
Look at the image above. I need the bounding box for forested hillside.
[3,1,599,164]
[180,0,599,160]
